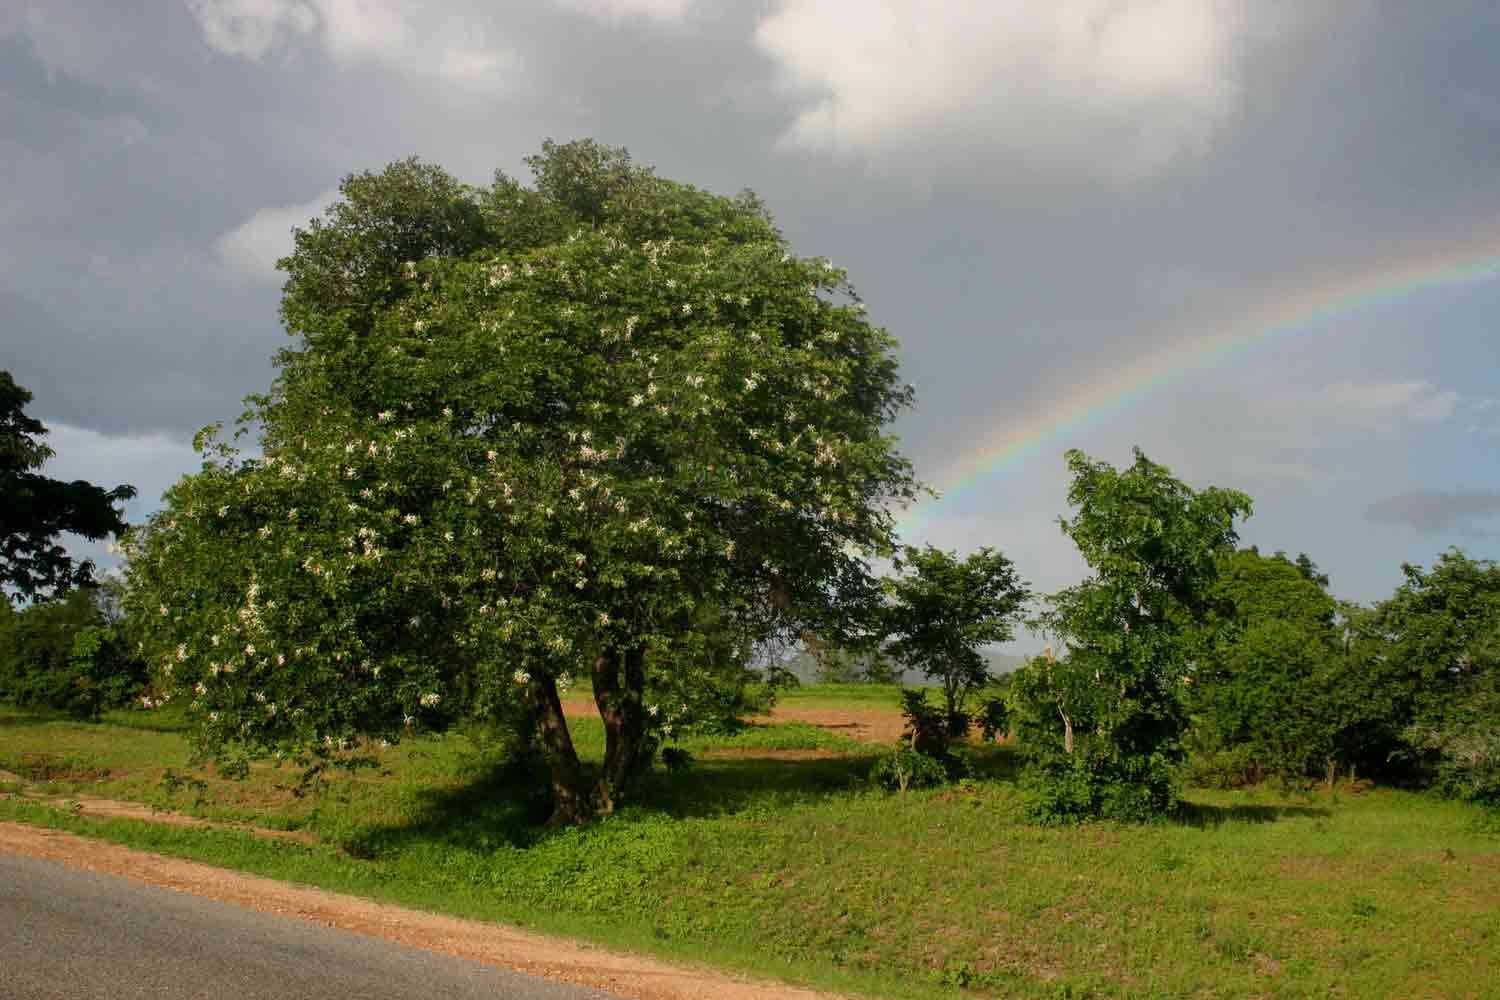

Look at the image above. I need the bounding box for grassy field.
[2,694,1498,999]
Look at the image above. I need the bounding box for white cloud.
[756,0,1249,179]
[213,188,339,283]
[38,422,204,578]
[185,0,317,59]
[186,0,520,92]
[1314,380,1459,428]
[551,0,695,21]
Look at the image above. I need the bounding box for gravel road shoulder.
[0,822,846,1000]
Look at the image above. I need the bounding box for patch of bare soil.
[695,748,847,762]
[0,822,849,1000]
[754,707,905,745]
[1,773,319,851]
[560,697,906,746]
[0,789,319,847]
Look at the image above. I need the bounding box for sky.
[3,1,1498,650]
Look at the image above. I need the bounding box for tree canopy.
[1184,548,1345,784]
[1014,448,1252,821]
[122,141,919,822]
[1,371,135,600]
[882,544,1029,732]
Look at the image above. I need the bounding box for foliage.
[867,744,948,792]
[1375,551,1500,799]
[1185,548,1347,784]
[882,688,974,788]
[0,371,135,600]
[798,632,898,684]
[0,587,146,718]
[880,544,1028,735]
[976,694,1010,741]
[897,687,952,755]
[1405,673,1500,803]
[121,140,918,822]
[1014,448,1251,821]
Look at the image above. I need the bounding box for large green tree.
[881,545,1029,734]
[1,371,135,599]
[1013,448,1251,821]
[1376,550,1500,800]
[122,141,918,822]
[1185,548,1347,784]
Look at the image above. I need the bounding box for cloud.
[1239,380,1463,444]
[551,0,695,22]
[184,0,316,59]
[755,0,1250,178]
[1364,489,1500,536]
[1317,379,1460,426]
[186,0,520,92]
[213,188,339,283]
[38,422,204,578]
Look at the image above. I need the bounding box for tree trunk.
[1060,706,1075,755]
[592,643,648,813]
[530,677,588,825]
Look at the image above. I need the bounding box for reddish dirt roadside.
[0,822,849,1000]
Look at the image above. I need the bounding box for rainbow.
[898,227,1500,536]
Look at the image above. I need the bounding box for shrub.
[869,746,949,792]
[977,695,1009,741]
[0,587,147,719]
[898,688,953,756]
[660,747,695,773]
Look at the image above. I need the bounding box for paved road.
[0,852,618,999]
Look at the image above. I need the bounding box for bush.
[898,688,954,755]
[977,695,1010,741]
[869,746,949,792]
[1180,738,1264,790]
[1405,676,1500,804]
[1019,743,1179,824]
[0,588,146,719]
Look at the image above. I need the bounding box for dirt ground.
[559,698,906,746]
[0,822,849,1000]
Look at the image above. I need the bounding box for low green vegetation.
[3,702,1497,999]
[2,139,1496,997]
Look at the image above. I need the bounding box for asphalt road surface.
[0,851,618,999]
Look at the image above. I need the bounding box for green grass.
[778,683,907,708]
[2,703,1498,999]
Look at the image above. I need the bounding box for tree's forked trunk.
[592,643,648,813]
[531,676,588,825]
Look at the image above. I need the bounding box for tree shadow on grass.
[1174,800,1332,828]
[0,710,58,728]
[337,754,548,859]
[0,707,191,734]
[335,737,1033,859]
[636,753,874,820]
[338,748,886,859]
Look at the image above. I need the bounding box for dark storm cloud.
[4,0,1500,614]
[1365,490,1500,536]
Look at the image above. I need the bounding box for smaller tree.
[1013,448,1251,822]
[0,585,146,719]
[1,371,135,599]
[881,545,1029,736]
[1375,550,1500,797]
[801,631,900,684]
[1184,548,1346,786]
